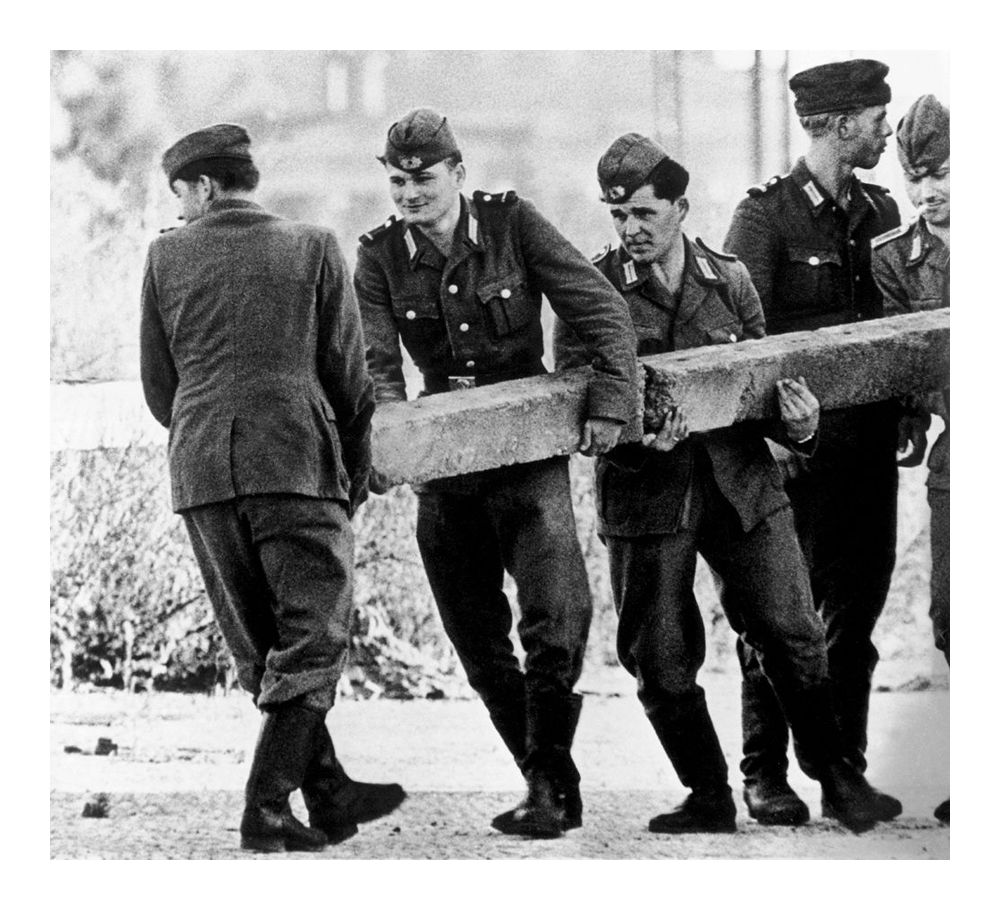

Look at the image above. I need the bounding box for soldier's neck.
[804,147,855,207]
[650,239,686,295]
[926,221,950,249]
[422,198,463,258]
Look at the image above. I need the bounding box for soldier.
[140,125,405,852]
[555,133,898,833]
[872,95,950,824]
[724,59,904,826]
[355,108,638,838]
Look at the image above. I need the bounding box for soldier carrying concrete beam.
[355,108,639,838]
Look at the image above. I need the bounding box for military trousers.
[738,430,898,779]
[415,456,592,716]
[928,487,950,663]
[182,494,354,714]
[605,459,827,718]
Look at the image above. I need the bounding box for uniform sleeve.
[724,197,779,315]
[516,200,638,422]
[139,247,178,429]
[731,260,766,338]
[317,234,376,492]
[354,244,408,404]
[552,316,593,371]
[871,247,912,316]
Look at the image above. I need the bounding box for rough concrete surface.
[50,671,948,861]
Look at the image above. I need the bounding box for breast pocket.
[391,295,441,324]
[477,275,536,338]
[693,294,744,347]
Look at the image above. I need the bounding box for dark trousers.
[929,487,950,663]
[738,438,898,779]
[606,460,827,719]
[415,456,592,714]
[182,494,354,713]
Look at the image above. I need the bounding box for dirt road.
[49,669,948,860]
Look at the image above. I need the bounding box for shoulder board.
[862,182,892,196]
[359,214,401,246]
[473,189,518,206]
[746,175,781,198]
[695,237,737,262]
[871,222,912,250]
[591,243,612,264]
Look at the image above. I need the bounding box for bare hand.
[897,415,929,467]
[579,417,624,457]
[778,376,819,443]
[642,405,689,452]
[368,467,393,495]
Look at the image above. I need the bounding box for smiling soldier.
[555,133,896,834]
[724,60,904,828]
[355,108,638,838]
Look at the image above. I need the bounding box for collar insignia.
[909,231,923,263]
[404,228,418,260]
[802,180,825,209]
[623,259,639,286]
[694,256,719,281]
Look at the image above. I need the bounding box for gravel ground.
[50,670,949,860]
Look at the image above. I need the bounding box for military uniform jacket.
[872,218,950,490]
[140,199,375,513]
[555,236,797,538]
[723,157,900,335]
[354,191,637,421]
[724,158,902,461]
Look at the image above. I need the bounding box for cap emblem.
[400,155,423,170]
[608,185,626,201]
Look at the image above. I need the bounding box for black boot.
[491,692,582,834]
[485,687,528,765]
[645,692,737,834]
[780,683,901,832]
[743,776,810,826]
[240,703,329,853]
[301,723,406,838]
[493,691,580,838]
[934,798,950,825]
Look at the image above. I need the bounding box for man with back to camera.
[723,59,904,826]
[555,132,898,833]
[354,108,638,838]
[871,94,950,824]
[140,124,405,852]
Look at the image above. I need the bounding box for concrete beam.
[372,310,949,485]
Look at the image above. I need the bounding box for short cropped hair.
[647,157,690,202]
[798,107,866,139]
[173,157,260,191]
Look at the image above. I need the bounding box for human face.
[170,176,211,223]
[386,160,464,230]
[846,105,892,169]
[609,184,688,264]
[905,158,950,227]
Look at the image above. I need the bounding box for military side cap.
[896,94,950,176]
[380,108,461,172]
[789,59,891,116]
[598,133,688,202]
[161,123,253,183]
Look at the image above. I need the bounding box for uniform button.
[405,310,416,320]
[384,219,393,227]
[500,288,512,299]
[482,194,492,202]
[855,275,861,282]
[729,333,738,343]
[459,323,469,332]
[448,284,459,294]
[466,360,475,368]
[808,256,820,266]
[849,239,856,247]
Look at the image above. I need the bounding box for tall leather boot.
[645,691,737,834]
[493,690,580,839]
[240,702,329,853]
[484,684,528,765]
[779,682,901,832]
[301,723,406,839]
[738,639,808,826]
[491,692,582,833]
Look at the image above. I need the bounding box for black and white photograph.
[38,28,967,888]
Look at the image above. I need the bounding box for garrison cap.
[789,59,891,116]
[161,123,253,184]
[896,94,950,176]
[597,133,688,202]
[380,108,461,172]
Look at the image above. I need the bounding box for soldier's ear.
[197,174,216,200]
[835,113,855,140]
[452,161,467,189]
[676,196,690,221]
